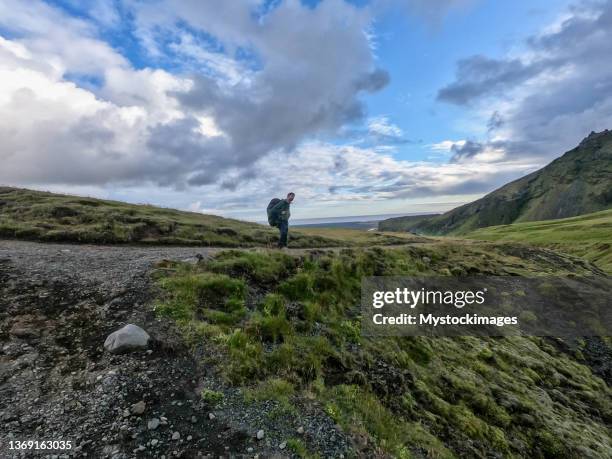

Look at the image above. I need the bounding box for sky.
[1,0,612,221]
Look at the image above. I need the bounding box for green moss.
[200,389,224,405]
[286,438,308,457]
[245,378,296,415]
[152,247,612,459]
[207,250,297,283]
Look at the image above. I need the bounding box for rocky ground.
[0,241,353,459]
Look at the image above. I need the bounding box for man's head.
[287,192,295,203]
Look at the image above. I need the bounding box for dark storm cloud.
[437,55,548,105]
[449,140,485,163]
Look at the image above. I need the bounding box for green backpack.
[267,198,281,227]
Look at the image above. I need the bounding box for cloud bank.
[0,0,387,188]
[438,0,612,161]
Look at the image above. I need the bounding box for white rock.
[297,426,305,435]
[151,439,158,446]
[256,430,264,440]
[104,324,150,354]
[171,432,180,441]
[148,418,160,430]
[208,413,215,420]
[279,441,286,450]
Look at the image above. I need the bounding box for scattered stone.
[208,413,215,420]
[148,418,160,430]
[130,401,146,415]
[422,256,431,264]
[256,430,264,440]
[187,435,192,441]
[297,426,305,435]
[151,439,159,446]
[172,432,180,441]
[191,416,197,423]
[279,441,287,450]
[104,324,150,354]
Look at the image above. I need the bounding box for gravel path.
[0,240,224,292]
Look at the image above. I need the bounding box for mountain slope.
[388,130,612,235]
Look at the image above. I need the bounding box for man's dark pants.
[278,220,288,248]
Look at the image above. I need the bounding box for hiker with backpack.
[267,192,295,248]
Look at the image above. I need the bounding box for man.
[271,192,295,248]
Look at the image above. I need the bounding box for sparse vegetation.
[153,244,612,458]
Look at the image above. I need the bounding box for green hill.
[377,213,437,232]
[382,129,612,235]
[0,187,420,247]
[465,209,612,273]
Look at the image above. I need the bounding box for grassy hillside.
[154,244,611,458]
[377,213,437,232]
[0,187,416,247]
[383,129,612,235]
[465,209,612,273]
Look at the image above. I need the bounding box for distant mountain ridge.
[382,129,612,235]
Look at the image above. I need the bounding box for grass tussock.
[153,244,612,458]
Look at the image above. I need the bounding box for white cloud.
[181,141,539,219]
[428,139,466,151]
[367,116,404,139]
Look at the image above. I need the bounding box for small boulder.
[256,430,265,440]
[104,324,150,354]
[171,432,180,441]
[131,401,146,415]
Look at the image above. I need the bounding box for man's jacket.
[271,199,291,222]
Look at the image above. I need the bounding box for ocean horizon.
[258,211,438,226]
